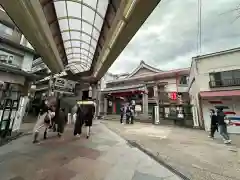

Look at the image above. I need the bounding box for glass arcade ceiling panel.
[54,0,109,74]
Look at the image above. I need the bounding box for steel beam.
[0,0,64,73]
[93,0,162,80]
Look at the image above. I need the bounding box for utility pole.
[197,0,202,55]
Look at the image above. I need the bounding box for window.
[221,71,233,80]
[209,70,240,87]
[233,70,240,79]
[0,55,7,61]
[9,56,13,61]
[210,70,240,81]
[147,87,154,98]
[0,23,13,35]
[179,76,188,85]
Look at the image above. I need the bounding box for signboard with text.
[53,78,76,94]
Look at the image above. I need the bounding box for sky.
[109,0,240,74]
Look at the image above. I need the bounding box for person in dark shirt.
[74,98,95,139]
[74,104,84,137]
[208,109,218,138]
[120,105,124,124]
[126,105,131,124]
[83,99,95,139]
[56,108,66,137]
[217,108,231,144]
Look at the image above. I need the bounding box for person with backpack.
[74,98,95,138]
[32,101,55,143]
[217,108,231,144]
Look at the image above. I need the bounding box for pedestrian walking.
[120,105,124,124]
[83,98,95,139]
[208,109,218,138]
[41,96,58,140]
[56,108,66,137]
[217,108,231,144]
[73,104,84,137]
[126,105,131,124]
[130,106,134,124]
[73,98,96,138]
[32,106,55,143]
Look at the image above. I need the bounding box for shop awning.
[200,90,240,97]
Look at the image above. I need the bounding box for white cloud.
[109,0,240,74]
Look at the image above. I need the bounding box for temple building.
[100,61,192,126]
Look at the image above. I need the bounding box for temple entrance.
[104,90,144,115]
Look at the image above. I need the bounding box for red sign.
[169,92,177,100]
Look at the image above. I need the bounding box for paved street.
[0,121,181,180]
[103,121,240,180]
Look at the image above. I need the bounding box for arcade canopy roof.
[54,0,108,73]
[1,0,161,82]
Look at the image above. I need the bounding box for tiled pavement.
[0,121,181,180]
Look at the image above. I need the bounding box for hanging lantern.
[89,86,92,98]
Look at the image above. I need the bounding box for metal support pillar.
[142,85,148,117]
[104,97,108,115]
[154,84,160,124]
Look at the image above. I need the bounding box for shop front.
[0,66,38,139]
[105,90,145,115]
[158,91,193,127]
[101,85,147,115]
[0,83,25,138]
[200,90,240,134]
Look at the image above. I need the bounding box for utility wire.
[197,0,202,55]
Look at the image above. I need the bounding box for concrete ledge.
[0,132,23,147]
[0,129,33,147]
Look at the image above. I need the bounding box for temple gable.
[127,60,162,78]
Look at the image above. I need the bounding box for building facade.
[0,9,38,87]
[189,47,240,133]
[100,61,191,126]
[0,8,38,137]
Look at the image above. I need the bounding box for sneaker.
[86,135,89,139]
[224,140,231,144]
[75,134,81,138]
[33,140,39,144]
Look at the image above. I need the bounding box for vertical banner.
[12,96,28,132]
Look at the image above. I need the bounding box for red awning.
[200,90,240,97]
